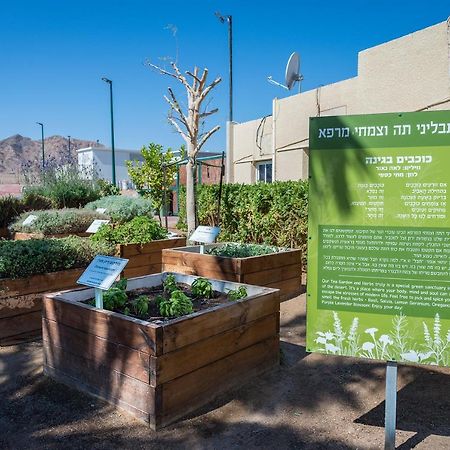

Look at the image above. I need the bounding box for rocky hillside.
[0,135,104,183]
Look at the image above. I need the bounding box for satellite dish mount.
[268,52,304,92]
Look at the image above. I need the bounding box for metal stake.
[384,361,398,450]
[95,288,104,309]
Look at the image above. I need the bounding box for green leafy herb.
[191,278,213,299]
[159,289,193,318]
[227,286,248,301]
[103,278,128,311]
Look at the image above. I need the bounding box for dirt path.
[1,294,449,449]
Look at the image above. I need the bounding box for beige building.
[227,19,450,184]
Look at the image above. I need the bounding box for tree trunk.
[186,157,197,239]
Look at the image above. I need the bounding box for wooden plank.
[44,365,151,423]
[122,264,162,279]
[162,250,240,275]
[161,263,240,282]
[43,318,151,383]
[0,268,84,298]
[0,329,41,346]
[43,343,153,416]
[125,252,164,269]
[0,310,41,340]
[242,264,301,286]
[266,277,302,299]
[152,313,278,386]
[119,238,186,258]
[0,295,41,319]
[239,249,301,274]
[43,296,158,355]
[162,291,279,353]
[159,336,279,424]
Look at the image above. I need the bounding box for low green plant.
[133,295,150,316]
[191,278,213,299]
[159,290,193,318]
[163,274,178,295]
[227,286,248,301]
[91,216,167,245]
[103,278,128,311]
[206,243,281,258]
[0,236,115,279]
[10,209,107,235]
[21,191,55,210]
[85,195,153,224]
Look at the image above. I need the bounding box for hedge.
[0,236,115,279]
[177,181,308,265]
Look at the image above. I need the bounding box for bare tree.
[148,61,221,238]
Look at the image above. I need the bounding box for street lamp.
[215,11,233,122]
[101,77,117,185]
[67,135,71,159]
[36,122,45,169]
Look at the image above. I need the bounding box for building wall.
[230,20,450,184]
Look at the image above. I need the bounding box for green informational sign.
[307,111,450,366]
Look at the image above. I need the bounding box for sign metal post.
[384,361,398,450]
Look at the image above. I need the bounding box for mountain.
[0,135,104,183]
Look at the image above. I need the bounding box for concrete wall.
[230,20,450,184]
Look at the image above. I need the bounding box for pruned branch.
[199,108,219,118]
[197,125,220,153]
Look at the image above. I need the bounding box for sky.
[1,1,449,153]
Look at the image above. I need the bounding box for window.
[256,161,273,183]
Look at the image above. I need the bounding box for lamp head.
[101,77,112,84]
[36,122,43,126]
[215,11,225,23]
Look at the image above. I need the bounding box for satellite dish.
[268,51,304,92]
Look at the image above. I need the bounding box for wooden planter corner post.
[162,244,302,301]
[116,237,186,278]
[0,268,84,345]
[42,273,280,430]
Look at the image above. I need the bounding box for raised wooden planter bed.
[116,237,186,278]
[0,268,84,345]
[43,273,280,430]
[13,231,90,240]
[0,237,185,345]
[162,244,302,301]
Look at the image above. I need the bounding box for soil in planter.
[83,282,233,323]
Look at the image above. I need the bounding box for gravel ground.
[1,293,449,450]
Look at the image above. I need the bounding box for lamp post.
[36,122,45,169]
[67,135,71,159]
[101,77,117,185]
[215,12,233,122]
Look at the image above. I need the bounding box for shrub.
[21,191,55,210]
[97,179,121,197]
[10,209,108,235]
[91,216,167,245]
[0,196,25,228]
[177,181,308,266]
[23,164,101,208]
[0,236,115,279]
[85,195,153,224]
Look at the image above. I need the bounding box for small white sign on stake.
[22,214,38,226]
[190,225,221,254]
[190,226,221,244]
[86,219,110,233]
[96,207,107,214]
[77,255,129,308]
